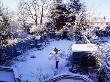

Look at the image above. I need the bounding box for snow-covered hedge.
[0,34,49,64]
[96,30,108,37]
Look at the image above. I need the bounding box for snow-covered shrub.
[30,25,44,34]
[0,52,11,64]
[68,52,100,73]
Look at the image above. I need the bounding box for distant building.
[89,17,110,28]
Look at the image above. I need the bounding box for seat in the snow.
[0,66,20,82]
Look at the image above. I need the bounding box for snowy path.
[11,40,73,82]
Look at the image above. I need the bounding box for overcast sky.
[1,0,110,18]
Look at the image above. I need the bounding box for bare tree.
[18,0,52,26]
[17,0,29,27]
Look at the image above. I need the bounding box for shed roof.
[72,44,98,52]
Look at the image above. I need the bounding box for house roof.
[71,44,98,52]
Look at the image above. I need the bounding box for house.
[89,17,110,28]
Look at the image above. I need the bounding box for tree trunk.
[40,5,43,25]
[35,15,37,26]
[23,20,25,28]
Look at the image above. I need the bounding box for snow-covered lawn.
[10,36,110,82]
[11,40,73,82]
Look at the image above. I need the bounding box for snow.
[35,35,41,39]
[46,72,94,82]
[71,44,98,52]
[11,40,73,82]
[58,79,83,82]
[2,35,109,82]
[0,71,15,82]
[8,39,18,45]
[91,37,110,80]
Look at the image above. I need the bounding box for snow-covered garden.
[10,39,98,82]
[1,0,110,82]
[11,40,72,82]
[5,36,110,82]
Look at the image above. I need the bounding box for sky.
[82,0,110,18]
[1,0,110,18]
[1,0,19,12]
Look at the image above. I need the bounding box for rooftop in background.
[89,17,110,28]
[91,17,110,22]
